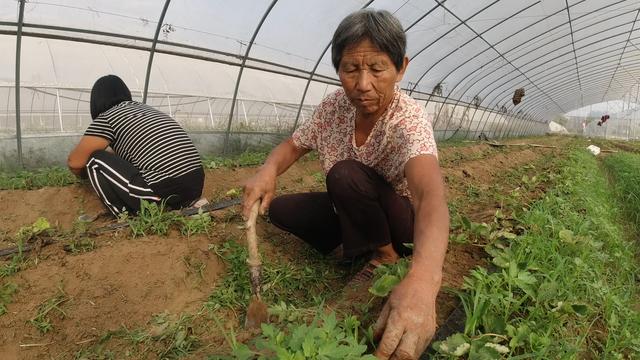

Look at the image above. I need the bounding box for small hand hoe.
[244,200,268,329]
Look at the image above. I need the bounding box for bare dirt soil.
[0,136,571,359]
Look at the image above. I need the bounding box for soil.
[0,136,571,359]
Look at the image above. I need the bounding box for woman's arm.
[67,135,110,177]
[374,154,449,359]
[242,137,310,217]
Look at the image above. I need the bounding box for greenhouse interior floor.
[0,135,638,359]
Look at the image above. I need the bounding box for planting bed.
[0,136,638,359]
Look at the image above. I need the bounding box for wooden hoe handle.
[246,200,262,299]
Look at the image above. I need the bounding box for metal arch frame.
[452,6,638,127]
[495,33,640,120]
[469,26,640,123]
[470,19,640,119]
[496,44,637,119]
[289,0,450,134]
[0,28,340,91]
[412,0,628,135]
[412,1,540,135]
[6,1,640,149]
[423,5,592,138]
[142,0,171,104]
[414,0,586,117]
[408,1,500,68]
[512,51,640,119]
[488,23,640,117]
[15,0,26,167]
[0,21,342,86]
[222,0,278,154]
[549,74,640,110]
[565,0,584,108]
[410,1,540,99]
[290,0,377,134]
[532,62,640,107]
[426,1,568,140]
[425,2,543,137]
[430,10,635,102]
[601,9,640,102]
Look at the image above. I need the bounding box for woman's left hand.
[373,271,438,359]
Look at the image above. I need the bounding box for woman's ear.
[396,57,409,82]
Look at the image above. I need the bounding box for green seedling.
[0,282,18,316]
[226,309,376,360]
[1,218,52,278]
[437,149,640,359]
[30,287,68,334]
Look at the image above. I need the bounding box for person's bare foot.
[370,243,399,266]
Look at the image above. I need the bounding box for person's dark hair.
[90,75,132,119]
[331,9,406,72]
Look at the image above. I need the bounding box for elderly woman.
[68,75,205,216]
[242,9,448,359]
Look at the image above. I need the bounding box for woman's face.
[338,38,407,120]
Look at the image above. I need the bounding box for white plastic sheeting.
[0,0,638,151]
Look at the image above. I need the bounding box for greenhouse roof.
[1,0,640,133]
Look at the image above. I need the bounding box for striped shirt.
[84,101,202,185]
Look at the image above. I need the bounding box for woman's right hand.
[242,166,277,219]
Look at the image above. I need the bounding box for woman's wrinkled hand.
[373,271,438,360]
[242,167,277,219]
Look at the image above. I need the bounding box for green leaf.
[516,270,537,285]
[461,216,472,230]
[570,303,589,317]
[469,342,501,360]
[369,274,401,297]
[434,333,470,356]
[32,217,51,233]
[302,335,316,357]
[559,229,575,243]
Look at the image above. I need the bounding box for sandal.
[351,260,381,284]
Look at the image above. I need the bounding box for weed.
[203,150,269,169]
[180,211,213,237]
[183,256,206,280]
[29,286,68,334]
[603,152,640,228]
[1,218,52,278]
[311,171,325,184]
[0,282,18,316]
[125,200,181,237]
[0,166,78,190]
[65,238,97,254]
[0,249,24,278]
[149,312,200,358]
[206,239,343,313]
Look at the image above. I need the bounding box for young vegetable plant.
[228,310,376,360]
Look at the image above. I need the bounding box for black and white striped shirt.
[84,101,202,185]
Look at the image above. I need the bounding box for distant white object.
[548,121,569,134]
[587,145,601,156]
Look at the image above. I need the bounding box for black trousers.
[269,160,414,258]
[86,150,203,216]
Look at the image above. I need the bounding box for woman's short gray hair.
[331,9,406,72]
